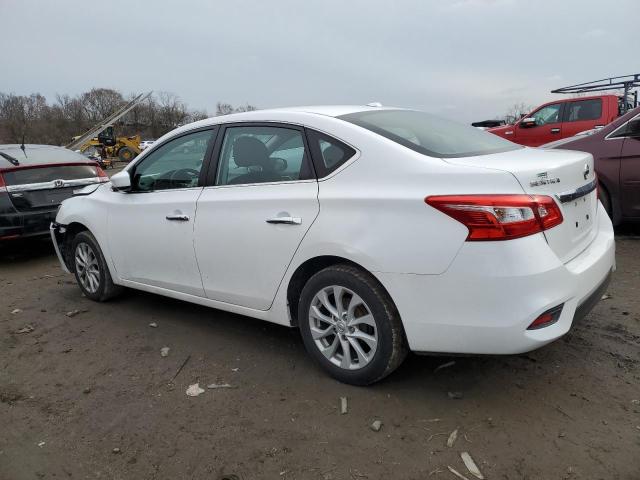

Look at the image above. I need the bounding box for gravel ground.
[1,227,639,480]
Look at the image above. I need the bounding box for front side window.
[216,126,313,186]
[530,104,561,126]
[339,110,520,158]
[564,99,602,122]
[132,129,214,191]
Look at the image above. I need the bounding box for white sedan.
[51,106,615,385]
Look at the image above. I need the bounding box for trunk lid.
[2,163,104,212]
[445,147,598,264]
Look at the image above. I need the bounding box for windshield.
[339,109,521,158]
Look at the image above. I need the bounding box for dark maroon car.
[544,106,640,225]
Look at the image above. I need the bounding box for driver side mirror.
[111,170,132,192]
[520,117,537,128]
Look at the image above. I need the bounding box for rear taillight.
[425,194,563,241]
[96,166,109,182]
[0,172,5,192]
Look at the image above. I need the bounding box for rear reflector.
[425,194,563,241]
[527,304,564,330]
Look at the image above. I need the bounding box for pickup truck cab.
[488,95,622,147]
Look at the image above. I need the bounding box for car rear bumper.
[375,203,616,354]
[0,208,59,240]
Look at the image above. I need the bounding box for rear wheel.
[298,264,407,385]
[71,231,123,302]
[118,147,135,162]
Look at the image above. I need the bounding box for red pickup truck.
[488,95,622,146]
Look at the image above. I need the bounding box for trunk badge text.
[530,172,560,187]
[583,164,590,180]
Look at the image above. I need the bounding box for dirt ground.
[1,227,639,480]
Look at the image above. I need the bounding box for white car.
[50,106,615,385]
[138,140,155,150]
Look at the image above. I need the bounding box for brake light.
[96,166,109,183]
[0,172,5,192]
[425,194,563,241]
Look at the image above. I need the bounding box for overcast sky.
[0,0,636,122]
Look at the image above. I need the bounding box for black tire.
[598,182,612,219]
[118,147,135,162]
[71,231,123,302]
[298,264,408,385]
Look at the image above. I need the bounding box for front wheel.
[71,231,123,302]
[298,264,408,385]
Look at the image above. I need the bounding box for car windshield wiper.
[0,151,20,166]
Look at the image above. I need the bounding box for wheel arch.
[60,221,90,272]
[597,177,620,225]
[286,255,398,327]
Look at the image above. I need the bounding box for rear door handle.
[265,216,302,225]
[550,128,560,134]
[166,214,189,221]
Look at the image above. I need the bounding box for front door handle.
[266,216,302,225]
[166,214,189,221]
[550,128,560,134]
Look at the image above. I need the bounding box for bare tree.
[0,88,211,144]
[504,102,533,125]
[80,88,125,124]
[215,102,257,116]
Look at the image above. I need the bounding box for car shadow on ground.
[108,286,558,396]
[0,236,54,264]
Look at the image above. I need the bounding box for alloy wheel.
[308,285,378,370]
[74,242,100,294]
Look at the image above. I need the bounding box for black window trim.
[561,98,603,123]
[304,127,359,179]
[127,125,219,193]
[204,121,317,187]
[605,112,640,140]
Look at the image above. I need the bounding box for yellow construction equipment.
[67,92,152,163]
[73,126,141,162]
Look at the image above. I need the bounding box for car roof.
[0,144,91,167]
[164,105,405,139]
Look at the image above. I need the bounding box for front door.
[515,103,563,146]
[107,128,216,296]
[194,124,320,310]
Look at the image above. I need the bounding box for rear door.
[514,103,563,146]
[562,98,605,137]
[619,117,640,217]
[194,123,319,310]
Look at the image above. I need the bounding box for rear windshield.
[3,165,98,185]
[339,110,521,158]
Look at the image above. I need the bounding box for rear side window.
[564,99,602,122]
[306,130,356,177]
[339,110,520,158]
[215,126,314,186]
[2,165,98,186]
